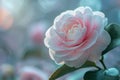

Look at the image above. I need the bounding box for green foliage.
[84,69,120,80]
[22,47,41,60]
[103,24,120,55]
[84,70,99,80]
[49,61,98,80]
[84,70,105,80]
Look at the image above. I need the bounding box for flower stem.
[95,65,102,70]
[100,56,107,70]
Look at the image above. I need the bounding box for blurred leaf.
[84,70,98,80]
[84,70,104,80]
[22,48,41,60]
[0,38,13,55]
[103,24,120,55]
[84,69,120,80]
[0,38,16,64]
[49,61,98,80]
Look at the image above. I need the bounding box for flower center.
[67,23,82,41]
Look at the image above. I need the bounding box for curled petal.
[65,51,89,68]
[88,30,111,61]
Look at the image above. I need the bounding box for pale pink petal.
[83,13,93,35]
[75,10,83,20]
[75,7,92,14]
[75,7,92,24]
[83,7,93,15]
[91,15,107,35]
[78,30,98,51]
[49,49,62,63]
[93,11,105,18]
[65,26,86,46]
[53,10,74,31]
[44,27,66,51]
[83,12,107,37]
[65,51,89,68]
[49,49,83,64]
[58,50,83,61]
[88,30,111,61]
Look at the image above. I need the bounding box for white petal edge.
[87,30,111,62]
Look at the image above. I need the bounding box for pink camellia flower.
[0,7,13,30]
[44,7,111,67]
[29,22,47,45]
[18,66,48,80]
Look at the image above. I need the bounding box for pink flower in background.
[29,22,47,45]
[18,66,48,80]
[0,7,13,30]
[44,7,111,67]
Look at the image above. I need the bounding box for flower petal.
[79,30,98,51]
[65,51,89,68]
[91,14,107,35]
[88,30,111,61]
[53,10,74,31]
[49,48,84,64]
[44,27,66,51]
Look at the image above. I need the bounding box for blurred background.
[0,0,120,80]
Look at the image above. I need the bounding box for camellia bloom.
[18,66,48,80]
[29,22,48,45]
[44,7,111,67]
[0,7,13,30]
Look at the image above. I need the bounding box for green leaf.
[84,69,120,80]
[103,24,120,55]
[84,70,104,80]
[22,48,41,60]
[49,61,98,80]
[84,70,99,80]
